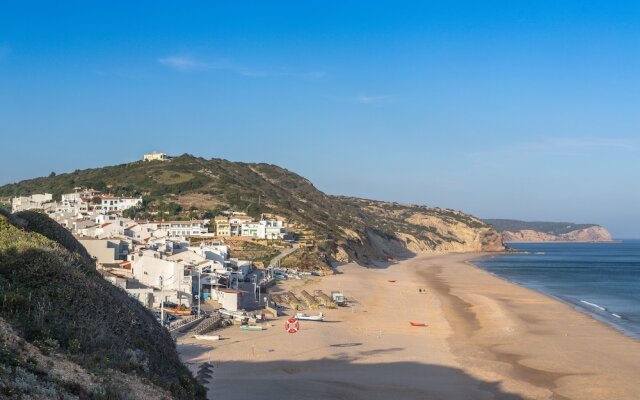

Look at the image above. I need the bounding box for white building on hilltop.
[143,152,169,162]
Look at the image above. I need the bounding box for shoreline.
[179,252,640,400]
[423,252,640,399]
[469,252,640,341]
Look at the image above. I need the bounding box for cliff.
[485,219,613,243]
[333,198,504,264]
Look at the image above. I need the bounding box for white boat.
[240,325,265,331]
[295,312,324,321]
[218,308,249,322]
[194,335,220,341]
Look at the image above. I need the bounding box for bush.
[0,214,205,399]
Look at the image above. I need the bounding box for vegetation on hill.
[484,219,599,235]
[224,239,280,266]
[0,155,504,266]
[0,210,204,399]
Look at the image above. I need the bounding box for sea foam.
[580,300,607,311]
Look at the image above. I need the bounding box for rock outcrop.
[334,200,505,264]
[502,226,613,242]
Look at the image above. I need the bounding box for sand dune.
[178,253,640,399]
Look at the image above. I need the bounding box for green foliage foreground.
[0,210,205,399]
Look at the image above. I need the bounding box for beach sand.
[178,253,640,399]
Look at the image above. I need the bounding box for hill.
[0,155,504,265]
[484,219,613,242]
[0,210,205,399]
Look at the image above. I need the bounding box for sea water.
[474,240,640,339]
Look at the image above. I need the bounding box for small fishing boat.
[164,307,192,316]
[294,312,324,322]
[240,325,265,331]
[409,322,427,327]
[194,335,220,341]
[218,308,249,322]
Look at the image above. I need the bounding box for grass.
[152,170,196,185]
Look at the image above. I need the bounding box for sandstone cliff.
[502,226,612,242]
[486,219,613,243]
[333,199,505,264]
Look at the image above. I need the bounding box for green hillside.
[484,219,599,235]
[0,155,503,265]
[0,210,205,399]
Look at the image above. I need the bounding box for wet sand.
[178,253,640,399]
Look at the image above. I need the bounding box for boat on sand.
[240,325,265,331]
[295,312,325,321]
[194,334,221,341]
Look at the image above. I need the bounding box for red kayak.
[388,280,397,283]
[410,322,427,327]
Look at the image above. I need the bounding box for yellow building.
[214,216,231,237]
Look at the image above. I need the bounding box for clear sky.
[1,1,639,237]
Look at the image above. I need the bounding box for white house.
[124,222,155,241]
[263,219,285,240]
[79,238,130,264]
[11,193,53,212]
[241,222,266,239]
[188,244,229,265]
[150,220,210,238]
[131,255,192,307]
[210,288,246,311]
[229,215,253,237]
[73,219,99,236]
[48,200,89,215]
[229,259,253,280]
[100,197,143,213]
[62,189,102,202]
[229,215,253,225]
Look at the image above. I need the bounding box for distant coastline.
[505,239,621,244]
[484,218,614,243]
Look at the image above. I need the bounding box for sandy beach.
[178,253,640,399]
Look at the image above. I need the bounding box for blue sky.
[1,1,639,237]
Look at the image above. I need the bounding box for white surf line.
[580,300,607,311]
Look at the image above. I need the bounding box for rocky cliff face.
[333,199,505,264]
[503,226,613,242]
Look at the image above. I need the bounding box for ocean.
[474,240,640,339]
